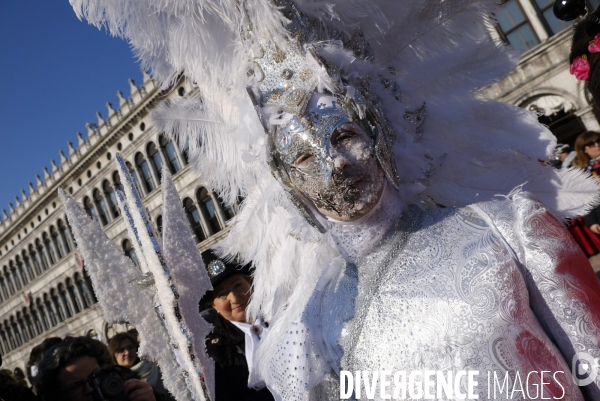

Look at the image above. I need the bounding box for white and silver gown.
[265,189,600,400]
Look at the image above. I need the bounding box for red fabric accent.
[567,217,600,257]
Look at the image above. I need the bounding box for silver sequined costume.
[266,190,600,400]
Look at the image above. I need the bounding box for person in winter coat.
[108,332,172,401]
[35,336,155,401]
[572,132,600,234]
[201,252,275,401]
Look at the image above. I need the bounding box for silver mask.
[269,93,386,221]
[240,0,400,228]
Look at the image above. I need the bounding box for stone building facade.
[0,73,236,381]
[486,0,600,145]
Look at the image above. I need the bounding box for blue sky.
[0,1,142,217]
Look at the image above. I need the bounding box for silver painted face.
[273,94,385,221]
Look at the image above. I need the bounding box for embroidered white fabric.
[265,192,600,400]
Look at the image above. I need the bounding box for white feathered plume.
[61,153,218,400]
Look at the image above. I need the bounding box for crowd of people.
[0,254,274,401]
[556,131,600,261]
[0,333,168,401]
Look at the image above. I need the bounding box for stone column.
[63,224,76,252]
[48,299,61,325]
[73,281,88,310]
[23,315,35,341]
[31,307,43,336]
[13,321,25,345]
[0,331,6,355]
[6,326,16,350]
[32,252,43,275]
[24,258,35,281]
[81,277,97,305]
[158,148,172,173]
[59,292,73,319]
[39,303,50,331]
[11,269,22,291]
[39,246,51,270]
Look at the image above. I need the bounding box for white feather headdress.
[70,0,600,383]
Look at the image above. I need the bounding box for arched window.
[11,261,22,289]
[29,244,43,275]
[123,240,140,268]
[31,302,43,335]
[0,277,8,301]
[184,198,206,243]
[4,267,15,295]
[8,263,21,291]
[197,188,221,234]
[17,313,30,343]
[36,239,50,271]
[51,289,66,322]
[113,171,124,192]
[36,298,49,331]
[159,135,182,173]
[17,317,27,344]
[147,142,164,179]
[22,251,34,281]
[103,180,120,218]
[126,161,145,196]
[11,317,23,346]
[0,330,8,354]
[156,215,163,236]
[50,226,66,259]
[43,232,57,265]
[93,189,110,226]
[15,257,28,286]
[59,284,74,319]
[135,152,156,193]
[44,294,58,327]
[66,279,82,315]
[18,315,29,343]
[74,273,91,309]
[23,309,35,340]
[84,197,99,223]
[58,220,74,254]
[5,321,16,350]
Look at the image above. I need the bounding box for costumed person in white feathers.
[69,0,600,399]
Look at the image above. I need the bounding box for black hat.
[201,251,251,304]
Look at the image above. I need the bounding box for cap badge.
[207,260,226,278]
